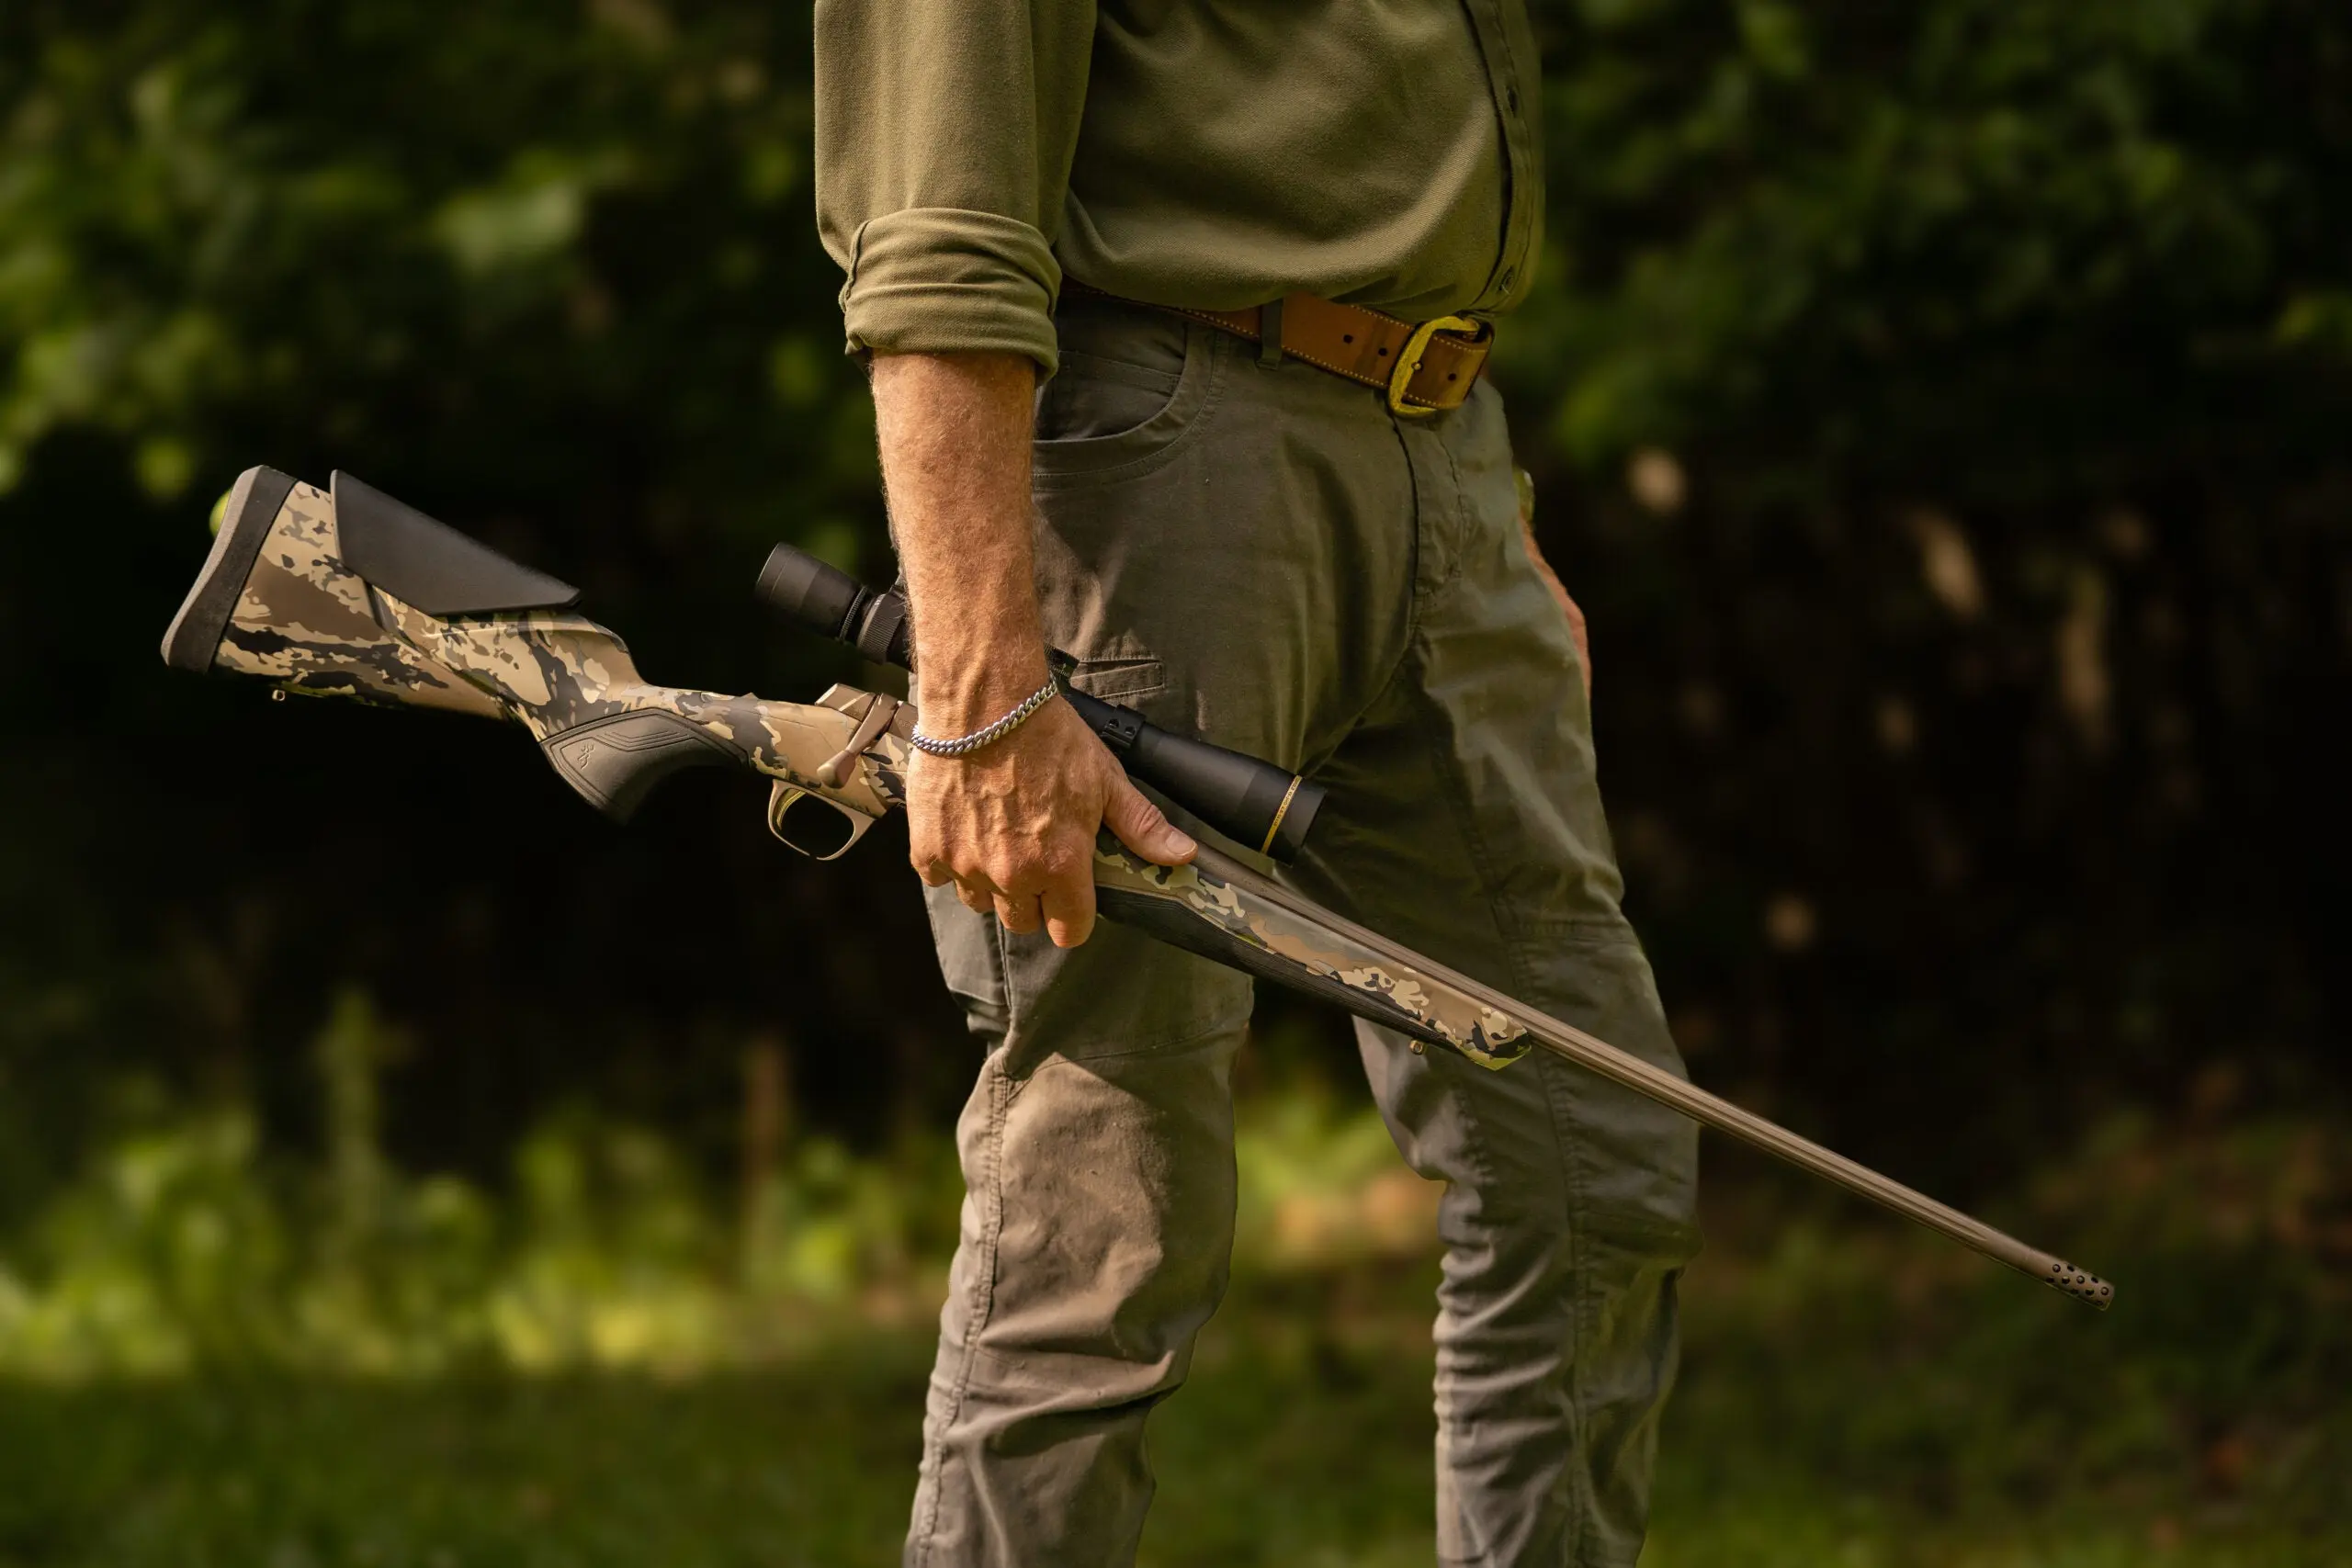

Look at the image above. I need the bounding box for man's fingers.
[910,831,951,887]
[1102,779,1196,867]
[955,880,991,915]
[1039,876,1096,949]
[993,892,1042,934]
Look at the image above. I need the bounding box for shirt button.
[1498,266,1517,290]
[1507,87,1521,113]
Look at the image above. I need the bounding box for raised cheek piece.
[164,466,910,857]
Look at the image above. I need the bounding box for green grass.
[1,1255,2341,1568]
[0,1364,927,1567]
[1,1100,2344,1564]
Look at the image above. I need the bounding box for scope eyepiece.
[755,546,862,640]
[757,544,909,667]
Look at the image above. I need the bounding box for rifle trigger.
[816,693,902,789]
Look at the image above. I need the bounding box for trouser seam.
[1397,416,1476,610]
[910,934,1019,1564]
[1537,1032,1595,1562]
[1294,413,1434,771]
[1432,1051,1505,1568]
[1390,415,1428,655]
[1405,627,1596,1567]
[1434,431,1474,598]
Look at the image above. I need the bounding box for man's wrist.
[915,646,1056,734]
[910,671,1062,757]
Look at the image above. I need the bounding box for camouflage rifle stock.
[162,468,912,856]
[162,467,2115,1312]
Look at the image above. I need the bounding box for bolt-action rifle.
[163,466,2115,1311]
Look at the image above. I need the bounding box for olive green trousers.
[907,299,1701,1568]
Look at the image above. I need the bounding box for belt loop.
[1258,298,1284,366]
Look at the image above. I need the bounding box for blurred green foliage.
[0,990,954,1378]
[0,3,2347,1552]
[0,0,2345,1201]
[1521,0,2352,462]
[0,1005,1452,1379]
[1506,0,2352,1166]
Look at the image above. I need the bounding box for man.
[813,6,1700,1564]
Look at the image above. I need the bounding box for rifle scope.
[757,544,1326,863]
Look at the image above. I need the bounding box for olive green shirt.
[813,1,1544,375]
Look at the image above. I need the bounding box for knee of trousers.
[1410,1044,1700,1324]
[926,885,1254,1383]
[1360,931,1702,1282]
[960,1032,1250,1376]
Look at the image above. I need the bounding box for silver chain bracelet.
[908,676,1062,757]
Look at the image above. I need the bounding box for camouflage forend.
[1093,840,1532,1069]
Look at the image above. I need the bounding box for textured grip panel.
[541,709,737,821]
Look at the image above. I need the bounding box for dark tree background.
[1,0,2345,1230]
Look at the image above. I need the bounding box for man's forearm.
[874,348,1193,945]
[871,352,1049,728]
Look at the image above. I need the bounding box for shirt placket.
[1460,0,1543,311]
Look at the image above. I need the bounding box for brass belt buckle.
[1386,314,1484,419]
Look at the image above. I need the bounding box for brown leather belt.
[1061,280,1493,418]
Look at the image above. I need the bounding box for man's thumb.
[1103,779,1196,867]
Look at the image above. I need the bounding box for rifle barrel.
[1185,845,2115,1311]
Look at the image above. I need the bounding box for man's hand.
[872,350,1194,947]
[909,697,1194,947]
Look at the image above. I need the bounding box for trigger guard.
[766,783,876,861]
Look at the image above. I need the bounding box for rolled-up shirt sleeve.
[814,0,1094,374]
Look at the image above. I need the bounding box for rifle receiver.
[756,542,1324,861]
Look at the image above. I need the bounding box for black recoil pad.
[754,541,1322,861]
